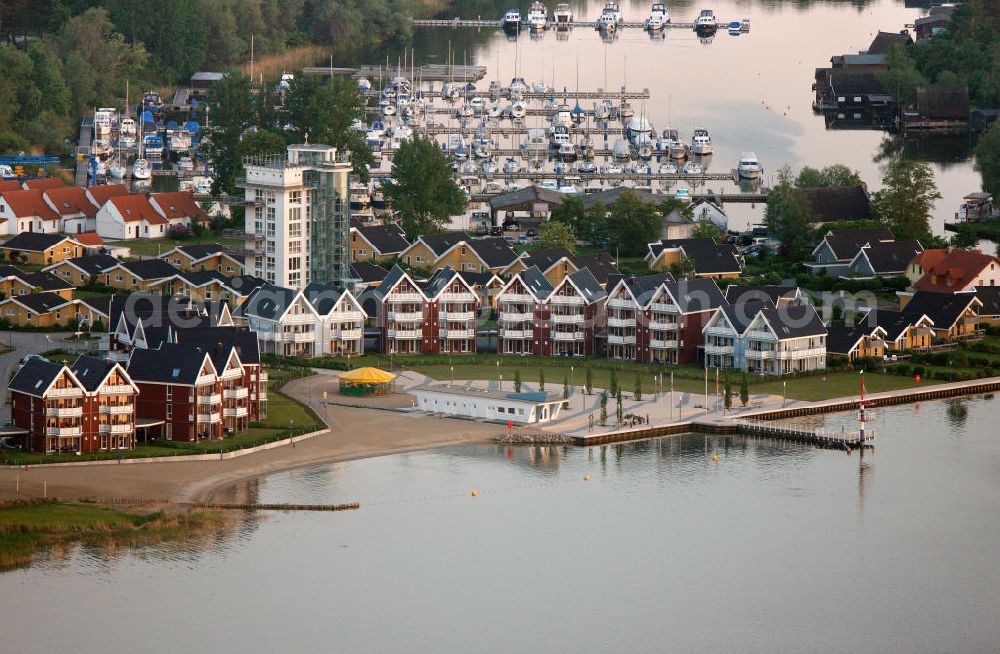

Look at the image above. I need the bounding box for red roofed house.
[42,186,99,234]
[85,183,129,210]
[95,194,169,240]
[75,232,106,254]
[22,178,65,191]
[0,180,23,192]
[149,192,210,227]
[0,189,63,234]
[906,248,1000,293]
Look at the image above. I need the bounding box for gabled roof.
[87,184,129,206]
[974,286,1000,318]
[48,254,120,277]
[760,304,827,340]
[800,186,872,223]
[8,357,67,396]
[725,285,800,305]
[663,278,727,313]
[515,265,555,300]
[720,300,775,335]
[43,186,98,217]
[349,261,389,284]
[370,265,419,301]
[19,270,73,292]
[175,326,261,365]
[108,194,166,224]
[519,247,574,271]
[867,30,912,55]
[563,267,605,304]
[0,232,78,252]
[416,231,467,257]
[488,185,565,211]
[23,178,64,190]
[303,282,353,315]
[618,273,674,308]
[815,228,894,261]
[649,238,742,275]
[167,242,235,262]
[0,180,22,192]
[75,232,105,248]
[854,240,923,275]
[824,321,885,356]
[352,223,410,255]
[571,252,619,285]
[903,291,982,330]
[70,355,134,392]
[864,308,924,342]
[127,344,216,385]
[237,284,300,320]
[4,291,74,314]
[916,85,969,120]
[420,266,474,300]
[0,189,61,220]
[913,248,999,292]
[455,270,499,288]
[467,237,519,269]
[116,259,179,280]
[150,191,208,221]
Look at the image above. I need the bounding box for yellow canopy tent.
[337,367,397,396]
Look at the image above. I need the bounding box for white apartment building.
[241,143,352,289]
[703,302,827,375]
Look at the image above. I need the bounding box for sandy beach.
[0,373,501,503]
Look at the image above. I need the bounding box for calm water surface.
[407,0,980,234]
[2,395,999,653]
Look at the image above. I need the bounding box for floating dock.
[412,19,732,31]
[303,63,488,82]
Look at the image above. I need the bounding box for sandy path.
[0,374,500,503]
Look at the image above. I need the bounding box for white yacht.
[691,128,713,155]
[554,3,573,24]
[738,152,763,179]
[646,3,670,30]
[603,2,622,25]
[612,138,632,161]
[510,100,527,119]
[594,100,612,122]
[131,158,151,180]
[526,2,548,30]
[503,157,521,174]
[627,115,653,142]
[557,141,577,163]
[683,161,703,174]
[501,8,522,31]
[597,10,618,31]
[669,138,688,160]
[658,162,678,174]
[695,9,718,31]
[522,128,549,154]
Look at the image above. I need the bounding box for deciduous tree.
[872,159,941,242]
[383,135,466,237]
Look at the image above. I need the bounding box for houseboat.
[554,3,573,23]
[691,128,713,155]
[527,2,548,30]
[502,8,522,31]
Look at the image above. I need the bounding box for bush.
[167,223,193,240]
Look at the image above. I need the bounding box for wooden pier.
[304,63,488,82]
[365,88,651,100]
[412,18,709,30]
[734,419,872,450]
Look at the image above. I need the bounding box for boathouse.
[411,384,565,425]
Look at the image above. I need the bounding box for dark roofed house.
[847,240,923,278]
[349,223,410,263]
[646,238,742,279]
[867,30,913,55]
[349,261,389,286]
[974,286,1000,326]
[0,232,84,266]
[902,290,982,340]
[488,185,565,221]
[725,284,802,306]
[904,85,970,134]
[814,69,887,110]
[825,321,887,360]
[800,186,873,225]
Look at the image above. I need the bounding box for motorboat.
[738,151,763,179]
[441,82,460,101]
[522,128,549,154]
[636,134,654,160]
[695,9,718,32]
[349,183,371,209]
[602,162,625,186]
[481,160,499,176]
[365,129,383,148]
[457,103,474,118]
[192,176,212,194]
[131,158,151,180]
[503,158,521,174]
[646,3,670,30]
[602,2,622,25]
[594,100,612,122]
[510,100,528,119]
[612,138,632,161]
[728,20,742,34]
[176,156,194,171]
[526,2,548,30]
[551,104,572,129]
[473,133,493,159]
[631,160,651,174]
[683,161,703,174]
[619,99,635,120]
[554,3,573,24]
[578,137,596,160]
[557,141,578,163]
[627,115,653,141]
[597,10,618,31]
[382,102,397,117]
[119,117,136,139]
[501,8,522,31]
[658,162,678,174]
[550,125,571,147]
[168,129,192,151]
[691,128,713,155]
[108,161,126,180]
[509,77,529,95]
[576,161,597,174]
[357,78,372,93]
[469,96,486,112]
[277,71,294,92]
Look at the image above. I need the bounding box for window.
[266,207,276,222]
[289,241,301,254]
[166,404,172,419]
[290,190,302,204]
[166,387,172,401]
[289,257,301,271]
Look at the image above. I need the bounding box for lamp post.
[450,365,454,387]
[499,373,503,391]
[496,360,500,388]
[782,380,787,407]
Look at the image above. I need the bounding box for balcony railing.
[99,404,132,415]
[333,329,363,340]
[649,320,678,331]
[99,423,132,434]
[440,292,475,303]
[197,413,223,423]
[388,328,422,339]
[282,313,314,324]
[224,406,249,418]
[551,313,579,324]
[500,293,534,304]
[550,295,584,306]
[47,387,82,398]
[776,347,826,359]
[440,310,475,322]
[650,302,676,313]
[704,326,737,338]
[607,317,636,328]
[651,339,679,349]
[704,344,734,355]
[198,393,222,405]
[607,298,635,309]
[102,384,135,395]
[46,426,81,437]
[500,312,533,323]
[388,310,422,322]
[746,349,775,360]
[500,329,530,340]
[607,334,636,345]
[389,292,424,303]
[331,310,364,322]
[224,387,249,400]
[281,331,315,343]
[47,406,82,418]
[440,328,476,339]
[259,371,268,384]
[553,331,585,342]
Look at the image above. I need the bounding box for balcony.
[607,334,636,345]
[196,374,216,386]
[650,302,676,313]
[440,292,475,303]
[607,297,635,309]
[704,344,734,355]
[102,384,135,395]
[746,349,775,360]
[198,393,222,405]
[440,328,476,339]
[607,316,636,328]
[746,330,774,341]
[651,339,679,349]
[47,406,82,418]
[649,320,678,331]
[500,329,530,340]
[550,295,584,306]
[282,331,315,343]
[704,326,737,338]
[47,387,82,398]
[282,312,315,324]
[551,313,580,324]
[99,404,132,415]
[553,331,585,342]
[331,310,364,322]
[46,426,81,437]
[224,387,249,400]
[333,329,363,340]
[388,310,422,322]
[388,328,422,339]
[440,310,475,322]
[197,413,223,423]
[224,406,249,418]
[500,293,533,304]
[99,423,132,434]
[500,312,532,322]
[776,347,826,359]
[258,389,268,401]
[389,292,424,303]
[259,371,268,384]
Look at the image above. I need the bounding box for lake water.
[3,394,999,653]
[402,0,981,235]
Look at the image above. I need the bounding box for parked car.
[503,221,520,232]
[490,225,504,236]
[475,222,488,235]
[526,227,537,237]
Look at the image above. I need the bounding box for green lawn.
[107,234,242,259]
[755,370,922,402]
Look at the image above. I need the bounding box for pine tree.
[724,378,732,410]
[514,368,522,393]
[633,372,642,401]
[615,388,624,426]
[585,366,593,395]
[538,369,545,391]
[609,369,618,397]
[600,392,608,426]
[563,374,570,400]
[739,374,749,407]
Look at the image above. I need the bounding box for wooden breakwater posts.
[734,419,872,450]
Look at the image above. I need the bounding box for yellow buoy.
[470,490,477,497]
[583,475,590,481]
[712,454,718,462]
